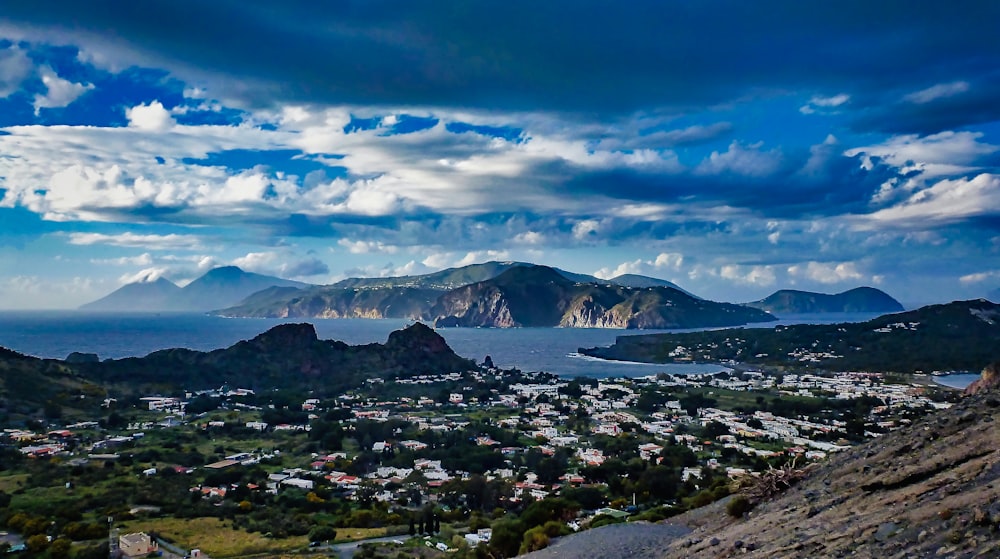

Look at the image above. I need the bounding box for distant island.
[581,299,1000,374]
[80,261,906,331]
[744,287,904,314]
[80,266,307,312]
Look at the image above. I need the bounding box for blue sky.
[0,1,999,309]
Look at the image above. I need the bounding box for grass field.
[0,473,29,492]
[121,517,307,558]
[120,518,390,557]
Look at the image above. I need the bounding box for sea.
[0,310,981,385]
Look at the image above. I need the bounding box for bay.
[0,310,923,379]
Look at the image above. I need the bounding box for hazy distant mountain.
[80,266,310,312]
[79,277,182,312]
[173,266,309,310]
[432,265,774,329]
[745,287,904,314]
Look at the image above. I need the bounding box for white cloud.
[846,131,997,181]
[68,232,203,249]
[126,100,176,131]
[787,261,863,284]
[960,270,1000,284]
[512,231,544,245]
[337,239,399,254]
[594,259,645,279]
[231,251,329,278]
[0,45,31,98]
[572,219,602,240]
[455,250,510,267]
[33,66,93,114]
[799,93,849,114]
[653,252,684,270]
[719,264,777,286]
[421,252,454,269]
[903,81,969,104]
[594,252,685,280]
[863,173,1000,227]
[696,141,782,177]
[119,267,170,284]
[90,253,154,266]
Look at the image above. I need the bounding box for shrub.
[726,495,752,518]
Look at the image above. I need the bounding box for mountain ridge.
[431,265,776,329]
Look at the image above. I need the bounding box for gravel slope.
[519,522,690,559]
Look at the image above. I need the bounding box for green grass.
[0,473,29,492]
[121,517,308,558]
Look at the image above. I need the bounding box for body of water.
[0,310,951,380]
[932,373,981,390]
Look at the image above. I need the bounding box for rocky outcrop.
[965,362,1000,395]
[654,390,1000,559]
[216,286,441,320]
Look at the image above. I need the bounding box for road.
[326,534,408,559]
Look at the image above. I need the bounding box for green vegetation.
[583,299,1000,374]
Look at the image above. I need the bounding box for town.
[1,362,959,558]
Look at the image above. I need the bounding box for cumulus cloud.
[903,81,969,104]
[787,261,863,284]
[696,141,782,177]
[863,173,1000,227]
[846,131,997,175]
[594,252,685,280]
[33,66,93,114]
[68,232,203,249]
[337,239,399,254]
[719,264,777,286]
[126,100,176,131]
[572,219,603,240]
[455,250,511,267]
[512,231,545,245]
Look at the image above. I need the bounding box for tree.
[308,525,338,543]
[48,538,72,559]
[26,534,50,554]
[518,527,550,554]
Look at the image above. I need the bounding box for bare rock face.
[655,389,1000,559]
[965,362,1000,395]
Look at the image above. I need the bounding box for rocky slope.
[746,286,904,314]
[431,265,775,329]
[658,383,1000,558]
[214,285,441,319]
